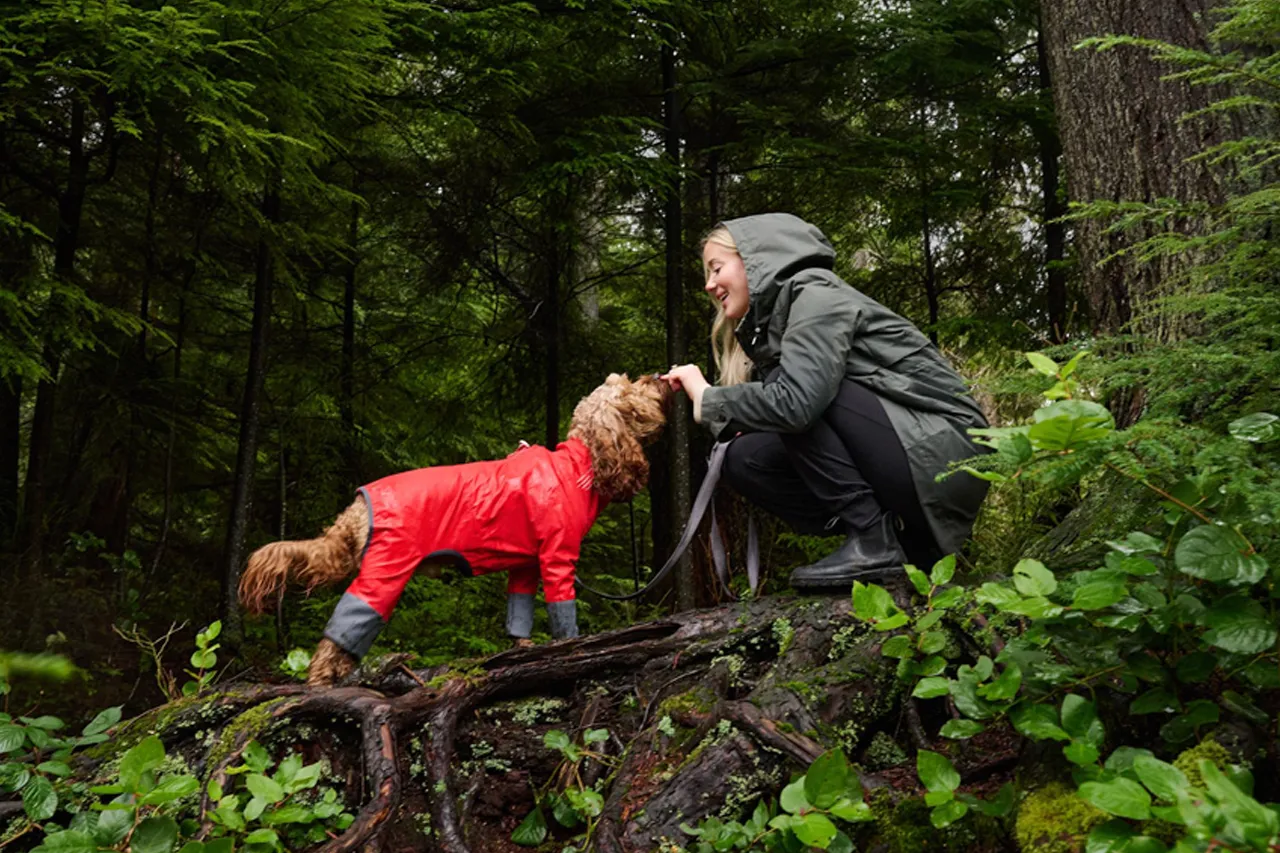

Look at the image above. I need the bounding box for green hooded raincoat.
[699,213,989,556]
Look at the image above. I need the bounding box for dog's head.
[568,372,674,502]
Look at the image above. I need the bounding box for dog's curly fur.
[238,373,671,686]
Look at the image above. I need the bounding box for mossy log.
[3,593,1024,852]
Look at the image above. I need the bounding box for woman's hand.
[661,364,710,421]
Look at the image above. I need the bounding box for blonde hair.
[704,226,755,386]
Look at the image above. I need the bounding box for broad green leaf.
[37,761,71,777]
[930,798,968,828]
[1085,819,1137,853]
[1199,762,1278,838]
[1174,652,1217,684]
[244,797,267,822]
[852,582,902,623]
[1104,747,1155,773]
[974,583,1021,608]
[0,725,26,754]
[780,777,809,815]
[1078,778,1152,820]
[1202,596,1278,654]
[931,587,965,610]
[830,798,873,822]
[120,736,166,791]
[207,778,224,801]
[22,716,65,731]
[94,799,134,846]
[1065,741,1100,766]
[131,816,179,853]
[828,830,856,853]
[263,804,314,824]
[242,828,278,846]
[1027,352,1059,376]
[1130,689,1180,715]
[30,830,98,853]
[1073,583,1127,611]
[939,720,984,739]
[583,728,609,744]
[1219,689,1269,725]
[23,775,57,821]
[543,730,570,751]
[203,840,233,853]
[918,632,947,655]
[1174,525,1260,584]
[201,621,222,642]
[1002,597,1063,619]
[930,554,956,586]
[873,613,910,632]
[1028,413,1112,451]
[792,812,838,847]
[905,565,931,596]
[565,787,603,818]
[1106,532,1162,555]
[804,750,849,810]
[1061,695,1104,745]
[1011,704,1069,742]
[880,636,914,659]
[1228,412,1280,442]
[916,750,959,793]
[912,677,951,699]
[140,775,200,806]
[1132,755,1189,802]
[82,707,122,737]
[242,741,271,773]
[1013,559,1057,597]
[246,773,284,804]
[976,663,1022,701]
[916,610,945,631]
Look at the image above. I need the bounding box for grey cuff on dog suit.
[323,592,385,660]
[506,593,535,638]
[547,599,579,639]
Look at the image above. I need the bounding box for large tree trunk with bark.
[1040,0,1239,341]
[0,594,1021,853]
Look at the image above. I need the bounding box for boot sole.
[789,565,904,590]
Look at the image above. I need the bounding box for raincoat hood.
[722,213,836,328]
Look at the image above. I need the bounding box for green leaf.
[828,830,855,853]
[140,775,201,806]
[930,798,968,828]
[1130,689,1180,715]
[917,656,947,676]
[1228,412,1280,442]
[780,777,809,814]
[1174,652,1217,683]
[121,736,166,792]
[22,716,65,731]
[1085,819,1137,853]
[974,583,1021,608]
[583,728,609,745]
[930,555,956,587]
[1078,778,1152,820]
[550,793,582,828]
[23,774,57,820]
[244,797,267,822]
[246,773,284,804]
[94,799,135,846]
[873,613,909,632]
[829,798,873,822]
[131,816,179,853]
[976,663,1022,701]
[931,587,965,610]
[1132,755,1189,802]
[0,725,27,754]
[242,828,278,846]
[1061,695,1104,745]
[207,778,224,801]
[880,636,914,659]
[263,804,314,825]
[1199,762,1277,839]
[242,741,271,773]
[543,730,571,751]
[1011,704,1069,742]
[1219,689,1269,725]
[82,707,122,737]
[202,622,222,642]
[37,761,71,777]
[916,610,945,631]
[1028,413,1112,451]
[1065,741,1100,766]
[1002,597,1063,620]
[852,582,903,624]
[203,839,234,853]
[792,812,838,847]
[1027,352,1059,376]
[916,750,959,793]
[913,677,951,699]
[565,787,603,818]
[918,632,947,655]
[804,750,849,810]
[1106,533,1163,556]
[939,720,984,739]
[30,830,98,853]
[1073,583,1128,611]
[905,565,931,596]
[1104,747,1155,774]
[1013,559,1057,597]
[1202,595,1278,654]
[1174,525,1260,584]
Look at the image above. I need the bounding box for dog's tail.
[238,499,367,615]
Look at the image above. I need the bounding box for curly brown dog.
[238,373,671,686]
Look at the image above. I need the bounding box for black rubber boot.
[788,513,905,589]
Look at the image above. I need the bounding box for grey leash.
[575,441,760,601]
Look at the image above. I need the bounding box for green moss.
[864,788,1007,853]
[771,618,795,655]
[205,697,294,770]
[1014,782,1107,853]
[1173,738,1232,790]
[657,686,718,719]
[861,731,908,770]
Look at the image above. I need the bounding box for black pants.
[721,379,940,567]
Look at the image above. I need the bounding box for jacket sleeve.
[700,281,862,433]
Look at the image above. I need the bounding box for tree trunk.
[544,234,562,449]
[662,41,695,613]
[222,175,281,648]
[1036,22,1069,345]
[1040,0,1237,339]
[0,375,18,551]
[3,593,1022,852]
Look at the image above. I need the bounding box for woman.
[663,213,988,587]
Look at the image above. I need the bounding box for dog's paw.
[511,638,535,649]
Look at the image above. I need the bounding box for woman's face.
[703,241,750,321]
